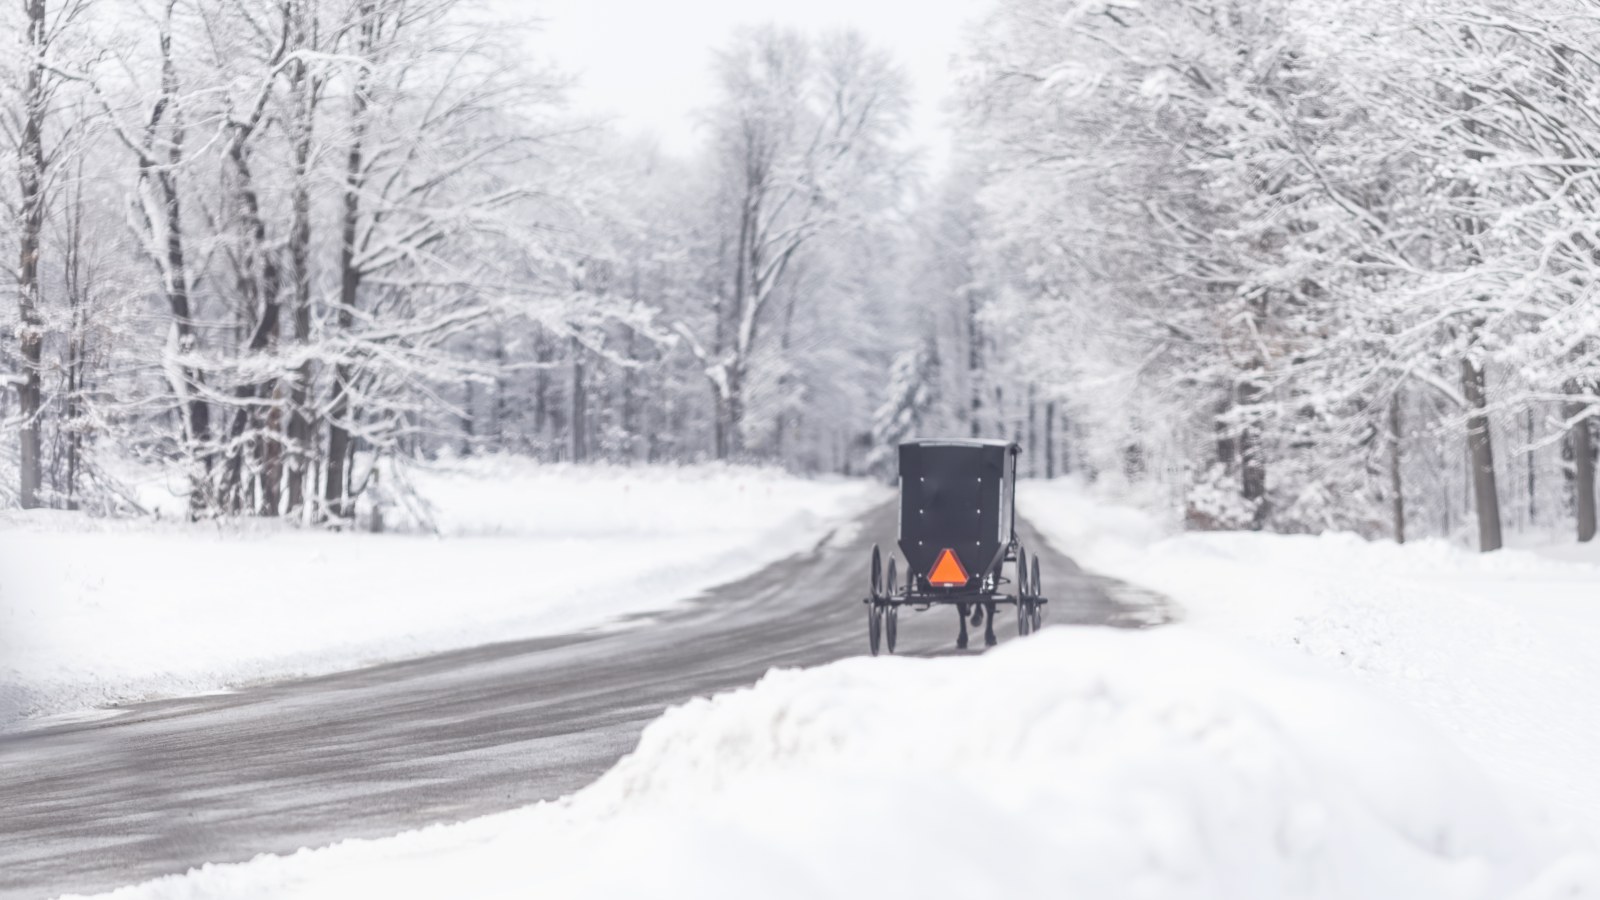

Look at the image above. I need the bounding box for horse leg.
[983,602,998,646]
[956,603,969,650]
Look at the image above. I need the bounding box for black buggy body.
[898,439,1017,594]
[864,438,1047,655]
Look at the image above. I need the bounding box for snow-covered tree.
[674,26,911,460]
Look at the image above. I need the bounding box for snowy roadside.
[1019,478,1600,845]
[53,477,1600,899]
[0,459,886,727]
[61,628,1600,900]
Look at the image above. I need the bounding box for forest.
[4,0,1600,551]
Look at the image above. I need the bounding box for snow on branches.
[957,0,1600,546]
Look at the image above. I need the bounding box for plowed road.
[0,503,1172,899]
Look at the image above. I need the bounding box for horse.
[953,599,998,649]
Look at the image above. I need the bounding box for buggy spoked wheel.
[885,557,899,654]
[868,545,884,655]
[1030,556,1044,632]
[1016,547,1033,636]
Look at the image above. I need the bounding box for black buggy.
[864,438,1046,655]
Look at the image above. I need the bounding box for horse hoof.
[956,635,968,650]
[984,634,997,648]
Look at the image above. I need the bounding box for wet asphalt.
[0,502,1173,899]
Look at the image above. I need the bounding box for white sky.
[526,0,996,165]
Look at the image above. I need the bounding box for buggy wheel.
[1031,556,1043,631]
[870,545,883,601]
[884,557,899,653]
[1019,599,1033,636]
[868,603,882,655]
[1016,547,1031,636]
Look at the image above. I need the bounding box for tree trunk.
[324,8,373,519]
[533,335,549,450]
[711,170,755,464]
[493,334,508,452]
[261,389,283,515]
[570,336,586,463]
[1567,394,1596,543]
[323,283,358,519]
[709,360,745,462]
[162,156,211,486]
[1524,409,1535,527]
[995,384,1005,443]
[967,290,982,438]
[62,161,89,512]
[16,0,47,509]
[1460,357,1503,552]
[1389,390,1406,544]
[1214,397,1236,469]
[647,392,664,463]
[726,364,745,458]
[712,400,727,461]
[1237,379,1267,530]
[1026,384,1037,478]
[219,120,282,513]
[461,378,476,456]
[620,325,637,462]
[1044,401,1056,479]
[284,7,316,515]
[772,291,799,462]
[140,18,213,515]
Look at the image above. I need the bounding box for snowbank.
[1020,478,1600,844]
[0,460,885,726]
[63,628,1599,900]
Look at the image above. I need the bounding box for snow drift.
[1020,477,1600,842]
[67,627,1598,900]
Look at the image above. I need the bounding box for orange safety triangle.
[928,548,970,586]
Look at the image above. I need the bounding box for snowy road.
[0,502,1171,899]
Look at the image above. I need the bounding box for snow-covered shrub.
[1185,464,1260,531]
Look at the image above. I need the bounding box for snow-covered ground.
[62,628,1598,900]
[1019,479,1600,844]
[55,476,1600,899]
[0,458,885,727]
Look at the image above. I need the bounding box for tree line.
[0,0,916,520]
[8,0,1600,551]
[903,0,1600,550]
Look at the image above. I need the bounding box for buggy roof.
[900,438,1019,451]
